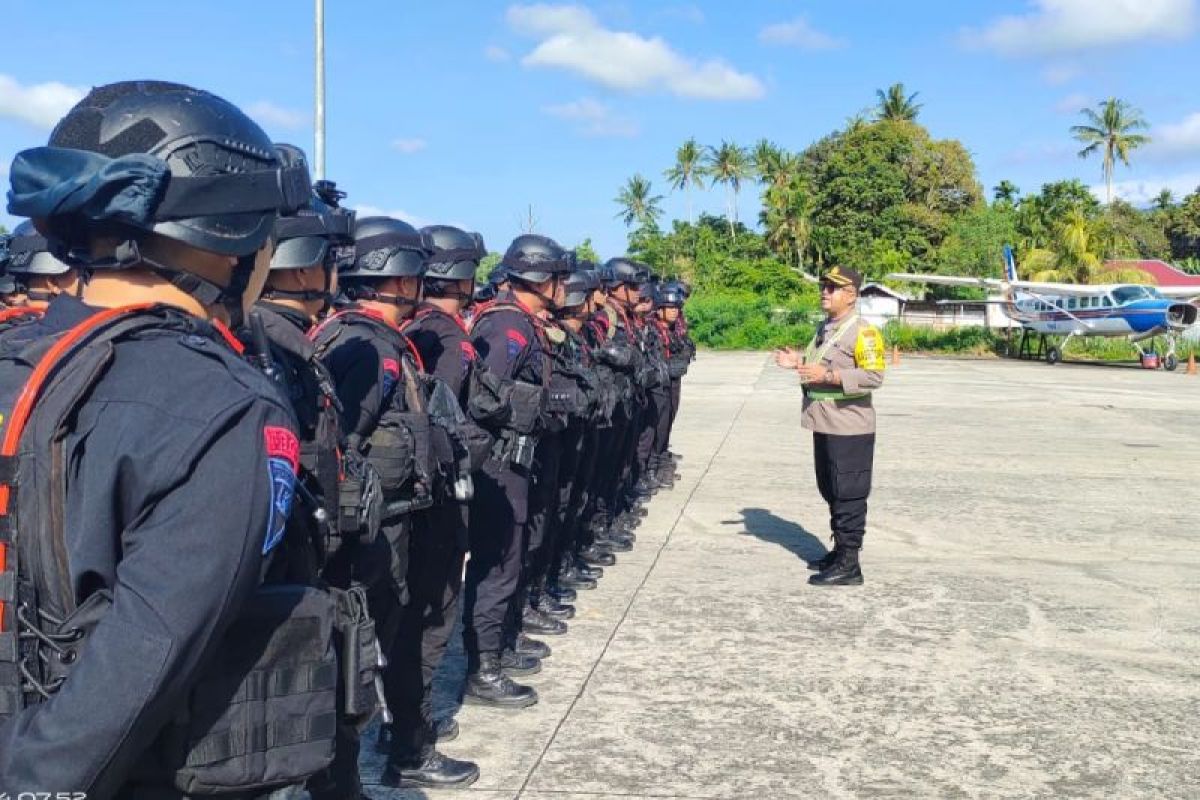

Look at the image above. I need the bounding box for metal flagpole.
[314,0,326,180]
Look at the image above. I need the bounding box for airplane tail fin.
[1003,245,1019,283]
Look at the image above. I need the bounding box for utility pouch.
[169,584,338,794]
[508,380,545,435]
[466,361,514,429]
[333,584,388,731]
[337,451,382,546]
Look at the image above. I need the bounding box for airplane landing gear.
[1046,345,1062,365]
[1164,334,1180,371]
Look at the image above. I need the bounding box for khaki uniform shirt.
[800,311,885,435]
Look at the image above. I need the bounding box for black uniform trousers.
[517,431,563,615]
[652,387,672,460]
[549,423,586,575]
[564,424,600,557]
[386,504,467,762]
[812,432,876,550]
[464,457,529,659]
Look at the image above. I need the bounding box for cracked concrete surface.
[359,353,1200,799]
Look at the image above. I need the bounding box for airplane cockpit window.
[1112,286,1150,305]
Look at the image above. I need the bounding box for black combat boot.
[516,633,552,662]
[535,592,575,620]
[806,546,839,572]
[547,582,577,603]
[522,605,568,636]
[808,547,864,586]
[578,545,616,567]
[558,565,598,590]
[596,530,633,553]
[573,559,603,580]
[515,632,552,659]
[464,652,538,708]
[501,647,542,676]
[435,716,460,742]
[382,749,480,789]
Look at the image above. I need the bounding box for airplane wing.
[887,273,1004,289]
[1155,286,1200,300]
[1008,280,1117,297]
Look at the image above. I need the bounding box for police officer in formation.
[0,80,695,798]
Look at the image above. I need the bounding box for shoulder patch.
[262,426,299,554]
[855,326,886,371]
[381,357,401,397]
[506,328,527,362]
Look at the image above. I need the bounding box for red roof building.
[1104,259,1200,287]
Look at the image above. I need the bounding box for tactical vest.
[310,309,436,517]
[469,302,551,439]
[0,305,340,793]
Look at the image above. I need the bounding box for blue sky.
[3,0,1200,258]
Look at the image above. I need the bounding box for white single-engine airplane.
[889,246,1200,369]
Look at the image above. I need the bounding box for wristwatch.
[823,369,835,384]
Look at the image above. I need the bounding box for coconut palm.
[993,180,1020,205]
[875,83,922,122]
[752,139,784,186]
[663,138,705,225]
[1153,188,1175,211]
[613,174,663,229]
[704,140,754,236]
[1071,98,1151,205]
[761,177,815,278]
[1025,211,1151,284]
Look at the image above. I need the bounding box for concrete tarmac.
[360,353,1200,799]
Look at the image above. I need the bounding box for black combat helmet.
[602,257,651,287]
[0,234,16,295]
[562,268,599,309]
[422,225,486,282]
[7,220,72,276]
[341,216,429,279]
[7,80,311,324]
[656,284,685,308]
[501,234,575,284]
[269,144,356,273]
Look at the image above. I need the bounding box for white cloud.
[246,100,308,130]
[961,0,1197,56]
[390,137,428,154]
[1092,172,1200,205]
[0,74,85,129]
[1042,63,1082,85]
[758,17,845,50]
[1054,92,1091,114]
[542,97,639,137]
[352,204,433,229]
[484,45,512,62]
[506,3,764,101]
[1145,111,1200,158]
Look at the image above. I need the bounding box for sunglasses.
[819,283,847,293]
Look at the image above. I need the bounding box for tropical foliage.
[600,86,1193,349]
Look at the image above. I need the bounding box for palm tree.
[875,83,922,122]
[704,140,753,236]
[663,138,705,225]
[1153,188,1175,211]
[761,176,815,278]
[752,139,783,186]
[993,180,1020,205]
[1071,98,1151,205]
[1025,211,1150,284]
[613,174,663,229]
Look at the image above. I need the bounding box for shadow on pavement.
[727,507,828,562]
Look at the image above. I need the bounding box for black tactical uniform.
[311,217,438,793]
[0,82,334,797]
[381,225,485,789]
[463,234,573,708]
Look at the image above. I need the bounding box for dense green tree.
[1071,98,1151,204]
[992,180,1020,206]
[875,83,922,122]
[574,238,601,264]
[796,120,982,275]
[1014,179,1101,251]
[1153,188,1175,211]
[614,174,663,229]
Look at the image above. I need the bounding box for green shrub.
[684,291,817,350]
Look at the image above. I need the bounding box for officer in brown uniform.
[775,266,885,586]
